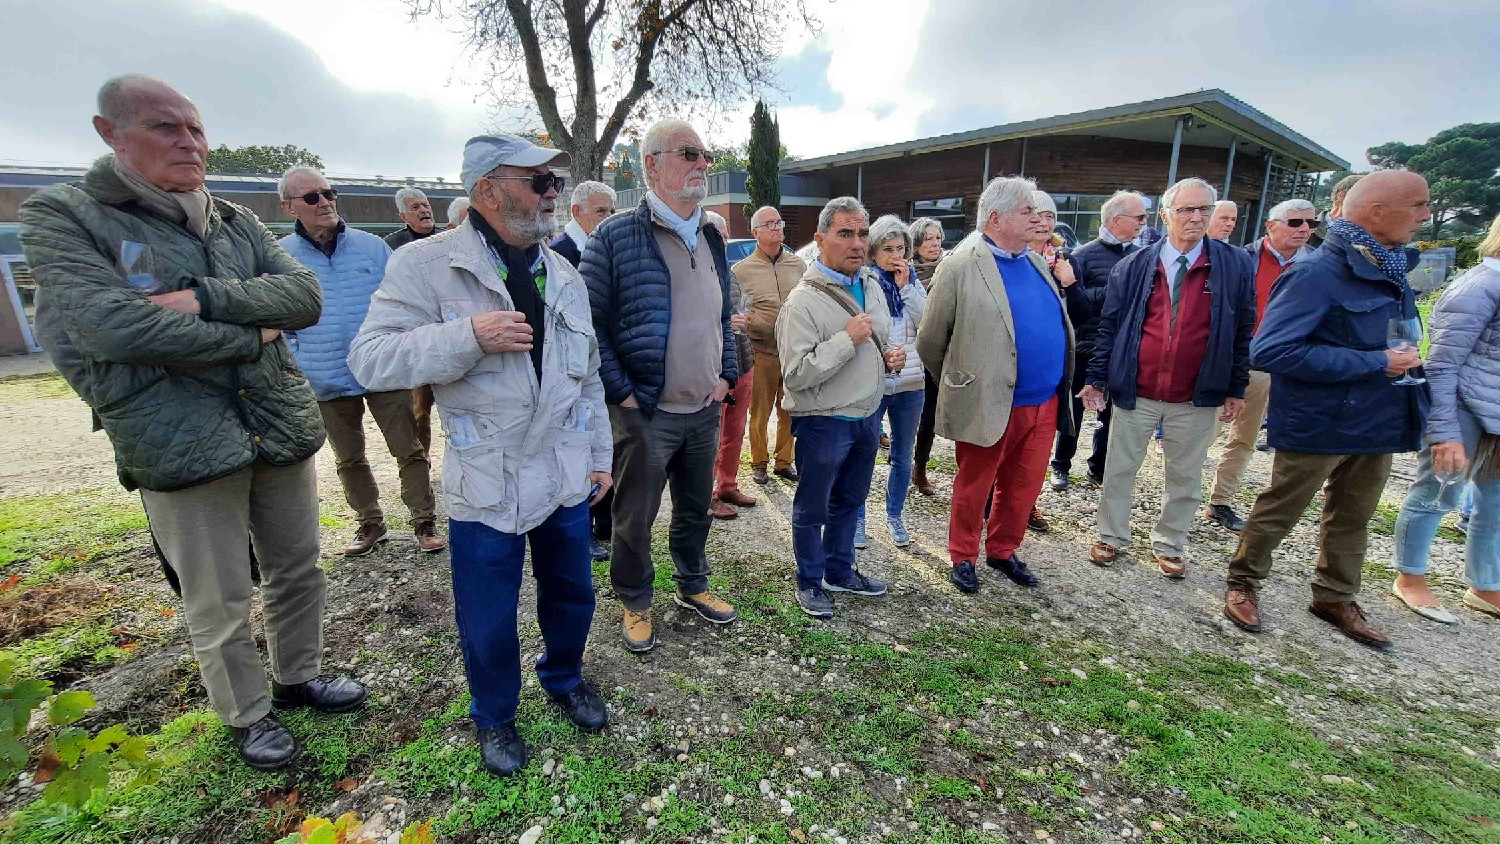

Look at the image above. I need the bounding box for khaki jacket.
[916,240,1075,448]
[735,246,807,355]
[348,220,610,535]
[776,262,891,419]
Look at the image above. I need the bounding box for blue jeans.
[448,503,596,729]
[1393,406,1500,591]
[860,390,925,521]
[791,414,880,591]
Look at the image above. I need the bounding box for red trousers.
[715,368,755,493]
[948,397,1057,563]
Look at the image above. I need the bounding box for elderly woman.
[1391,214,1500,621]
[910,217,946,495]
[1018,191,1078,532]
[854,215,929,549]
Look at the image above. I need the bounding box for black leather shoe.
[271,675,369,714]
[230,715,301,771]
[478,723,528,777]
[589,537,611,562]
[1085,469,1104,486]
[549,681,608,733]
[949,561,980,594]
[987,553,1039,587]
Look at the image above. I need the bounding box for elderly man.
[1207,200,1238,242]
[1310,173,1365,248]
[1052,191,1147,490]
[918,178,1080,594]
[778,197,903,618]
[1224,171,1431,649]
[275,167,442,555]
[1080,177,1256,577]
[19,75,365,771]
[349,133,611,776]
[384,187,437,249]
[550,181,617,267]
[582,119,739,652]
[739,205,807,484]
[446,196,471,229]
[702,210,758,519]
[1203,198,1320,532]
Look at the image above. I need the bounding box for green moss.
[0,490,148,573]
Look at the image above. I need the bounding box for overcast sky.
[2,0,1494,180]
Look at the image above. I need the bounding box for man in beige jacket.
[777,197,905,619]
[738,205,807,483]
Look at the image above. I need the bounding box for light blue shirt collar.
[646,190,702,252]
[1158,238,1204,275]
[982,235,1029,261]
[1263,241,1296,267]
[813,260,859,288]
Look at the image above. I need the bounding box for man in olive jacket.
[18,75,365,772]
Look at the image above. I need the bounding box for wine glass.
[735,292,754,336]
[1387,318,1425,386]
[1427,467,1467,509]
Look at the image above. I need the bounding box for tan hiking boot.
[622,608,655,653]
[343,522,388,556]
[673,590,737,624]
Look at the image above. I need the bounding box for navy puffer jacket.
[581,200,738,417]
[1066,237,1135,352]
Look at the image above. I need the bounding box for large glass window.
[910,198,966,248]
[1049,193,1114,244]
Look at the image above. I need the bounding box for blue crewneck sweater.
[993,251,1065,407]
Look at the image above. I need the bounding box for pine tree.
[744,101,782,223]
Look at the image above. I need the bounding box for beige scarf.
[110,155,212,239]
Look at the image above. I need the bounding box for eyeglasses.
[1114,213,1149,222]
[487,172,567,196]
[292,188,337,205]
[1280,218,1317,228]
[878,245,906,255]
[653,146,715,165]
[1168,205,1215,217]
[753,220,785,230]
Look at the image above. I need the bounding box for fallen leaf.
[789,829,808,843]
[334,777,359,792]
[161,608,177,616]
[1,574,21,591]
[1039,678,1065,687]
[33,751,60,784]
[1469,816,1495,826]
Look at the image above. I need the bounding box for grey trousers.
[609,404,720,611]
[141,458,325,728]
[1098,398,1219,557]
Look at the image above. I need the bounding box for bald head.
[92,75,208,192]
[97,75,193,125]
[1342,170,1432,248]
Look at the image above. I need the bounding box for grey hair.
[446,196,470,226]
[394,187,429,213]
[978,176,1038,227]
[868,215,911,262]
[750,205,780,227]
[1160,177,1218,211]
[97,74,166,123]
[641,119,699,156]
[1213,200,1237,212]
[703,210,729,238]
[1267,198,1316,221]
[1100,190,1148,223]
[277,165,326,200]
[908,217,944,246]
[570,180,616,209]
[817,196,868,234]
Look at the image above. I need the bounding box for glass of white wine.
[1387,317,1425,386]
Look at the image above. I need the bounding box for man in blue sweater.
[278,166,443,556]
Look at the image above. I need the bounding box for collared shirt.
[1263,241,1297,267]
[1158,238,1204,278]
[982,235,1029,261]
[645,190,703,252]
[813,260,865,309]
[295,219,345,258]
[564,218,589,254]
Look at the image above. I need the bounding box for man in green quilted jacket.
[18,75,366,771]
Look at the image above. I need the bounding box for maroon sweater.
[1136,250,1213,404]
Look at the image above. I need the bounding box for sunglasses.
[1280,218,1317,228]
[1115,213,1149,222]
[488,172,567,195]
[293,188,337,205]
[655,146,715,165]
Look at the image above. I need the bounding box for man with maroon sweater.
[1080,178,1256,577]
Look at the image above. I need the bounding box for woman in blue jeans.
[856,215,928,549]
[1392,216,1500,621]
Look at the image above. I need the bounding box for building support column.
[856,164,863,202]
[1165,115,1187,188]
[982,144,991,186]
[1222,138,1237,199]
[1256,152,1274,235]
[1019,138,1028,177]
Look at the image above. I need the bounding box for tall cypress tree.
[744,101,782,223]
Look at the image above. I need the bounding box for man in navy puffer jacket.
[278,167,442,557]
[581,119,739,654]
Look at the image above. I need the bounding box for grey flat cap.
[461,133,570,193]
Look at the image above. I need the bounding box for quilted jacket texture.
[18,156,325,492]
[279,225,392,400]
[1423,260,1500,444]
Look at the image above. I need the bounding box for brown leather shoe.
[343,522,388,556]
[709,497,738,520]
[1089,542,1117,567]
[752,466,770,485]
[913,467,936,496]
[1026,508,1049,533]
[718,488,758,508]
[1224,588,1262,632]
[1308,600,1391,650]
[1156,555,1186,579]
[413,519,446,553]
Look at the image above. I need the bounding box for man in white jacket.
[348,134,612,778]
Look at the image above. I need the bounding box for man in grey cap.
[350,133,612,778]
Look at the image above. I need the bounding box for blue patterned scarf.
[1330,219,1409,284]
[873,265,905,319]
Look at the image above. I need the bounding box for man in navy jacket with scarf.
[1224,171,1431,649]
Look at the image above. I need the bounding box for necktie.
[1171,255,1189,304]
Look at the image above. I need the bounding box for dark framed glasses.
[488,172,566,196]
[656,146,715,165]
[1281,218,1317,228]
[294,188,337,205]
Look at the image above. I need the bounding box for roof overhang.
[781,89,1348,175]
